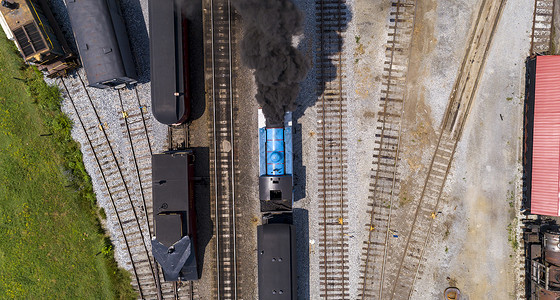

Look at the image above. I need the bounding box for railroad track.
[61,75,198,299]
[358,1,416,299]
[60,75,159,298]
[316,0,349,298]
[383,0,506,298]
[119,88,198,300]
[530,0,554,54]
[208,0,239,298]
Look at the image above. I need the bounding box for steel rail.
[210,0,238,298]
[389,0,506,298]
[117,89,152,238]
[317,0,348,298]
[358,1,416,298]
[227,2,238,299]
[60,78,144,298]
[117,88,163,299]
[134,87,153,156]
[209,0,220,296]
[74,74,157,290]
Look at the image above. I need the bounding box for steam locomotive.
[257,108,297,299]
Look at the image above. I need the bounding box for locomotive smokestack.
[233,0,310,127]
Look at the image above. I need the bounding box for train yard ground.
[0,37,133,298]
[293,0,531,298]
[2,0,548,299]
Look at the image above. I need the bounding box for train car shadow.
[186,0,206,121]
[48,0,78,53]
[119,0,150,83]
[191,146,212,278]
[293,208,309,299]
[292,2,352,203]
[291,2,352,297]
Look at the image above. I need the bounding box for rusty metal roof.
[531,55,560,216]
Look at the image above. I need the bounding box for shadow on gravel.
[192,147,212,277]
[291,2,352,298]
[293,208,309,299]
[292,3,352,203]
[49,0,78,53]
[119,0,150,83]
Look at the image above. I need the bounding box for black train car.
[148,0,190,125]
[257,222,297,299]
[151,151,198,281]
[64,0,137,89]
[0,0,78,77]
[257,110,297,299]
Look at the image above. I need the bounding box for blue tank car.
[258,109,293,205]
[261,127,293,176]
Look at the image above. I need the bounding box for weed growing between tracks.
[0,36,134,299]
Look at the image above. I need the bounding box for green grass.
[507,220,519,251]
[0,36,134,299]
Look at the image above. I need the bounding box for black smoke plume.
[233,0,310,127]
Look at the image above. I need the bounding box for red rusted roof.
[531,55,560,216]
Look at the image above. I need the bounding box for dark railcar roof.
[65,0,136,88]
[152,151,192,247]
[149,0,187,125]
[257,223,297,300]
[152,151,198,281]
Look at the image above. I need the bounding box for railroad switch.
[338,217,344,225]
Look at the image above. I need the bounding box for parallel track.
[209,0,238,298]
[386,0,506,298]
[62,77,197,299]
[530,0,554,54]
[119,88,198,300]
[60,76,159,298]
[316,0,349,299]
[358,1,416,299]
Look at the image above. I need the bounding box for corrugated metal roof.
[531,55,560,216]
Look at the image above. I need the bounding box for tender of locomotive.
[151,151,198,281]
[149,0,190,125]
[0,0,78,77]
[257,108,297,299]
[257,222,296,299]
[64,0,136,89]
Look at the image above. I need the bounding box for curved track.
[316,0,349,298]
[387,0,506,298]
[60,76,158,298]
[358,1,416,299]
[357,0,506,298]
[61,76,197,299]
